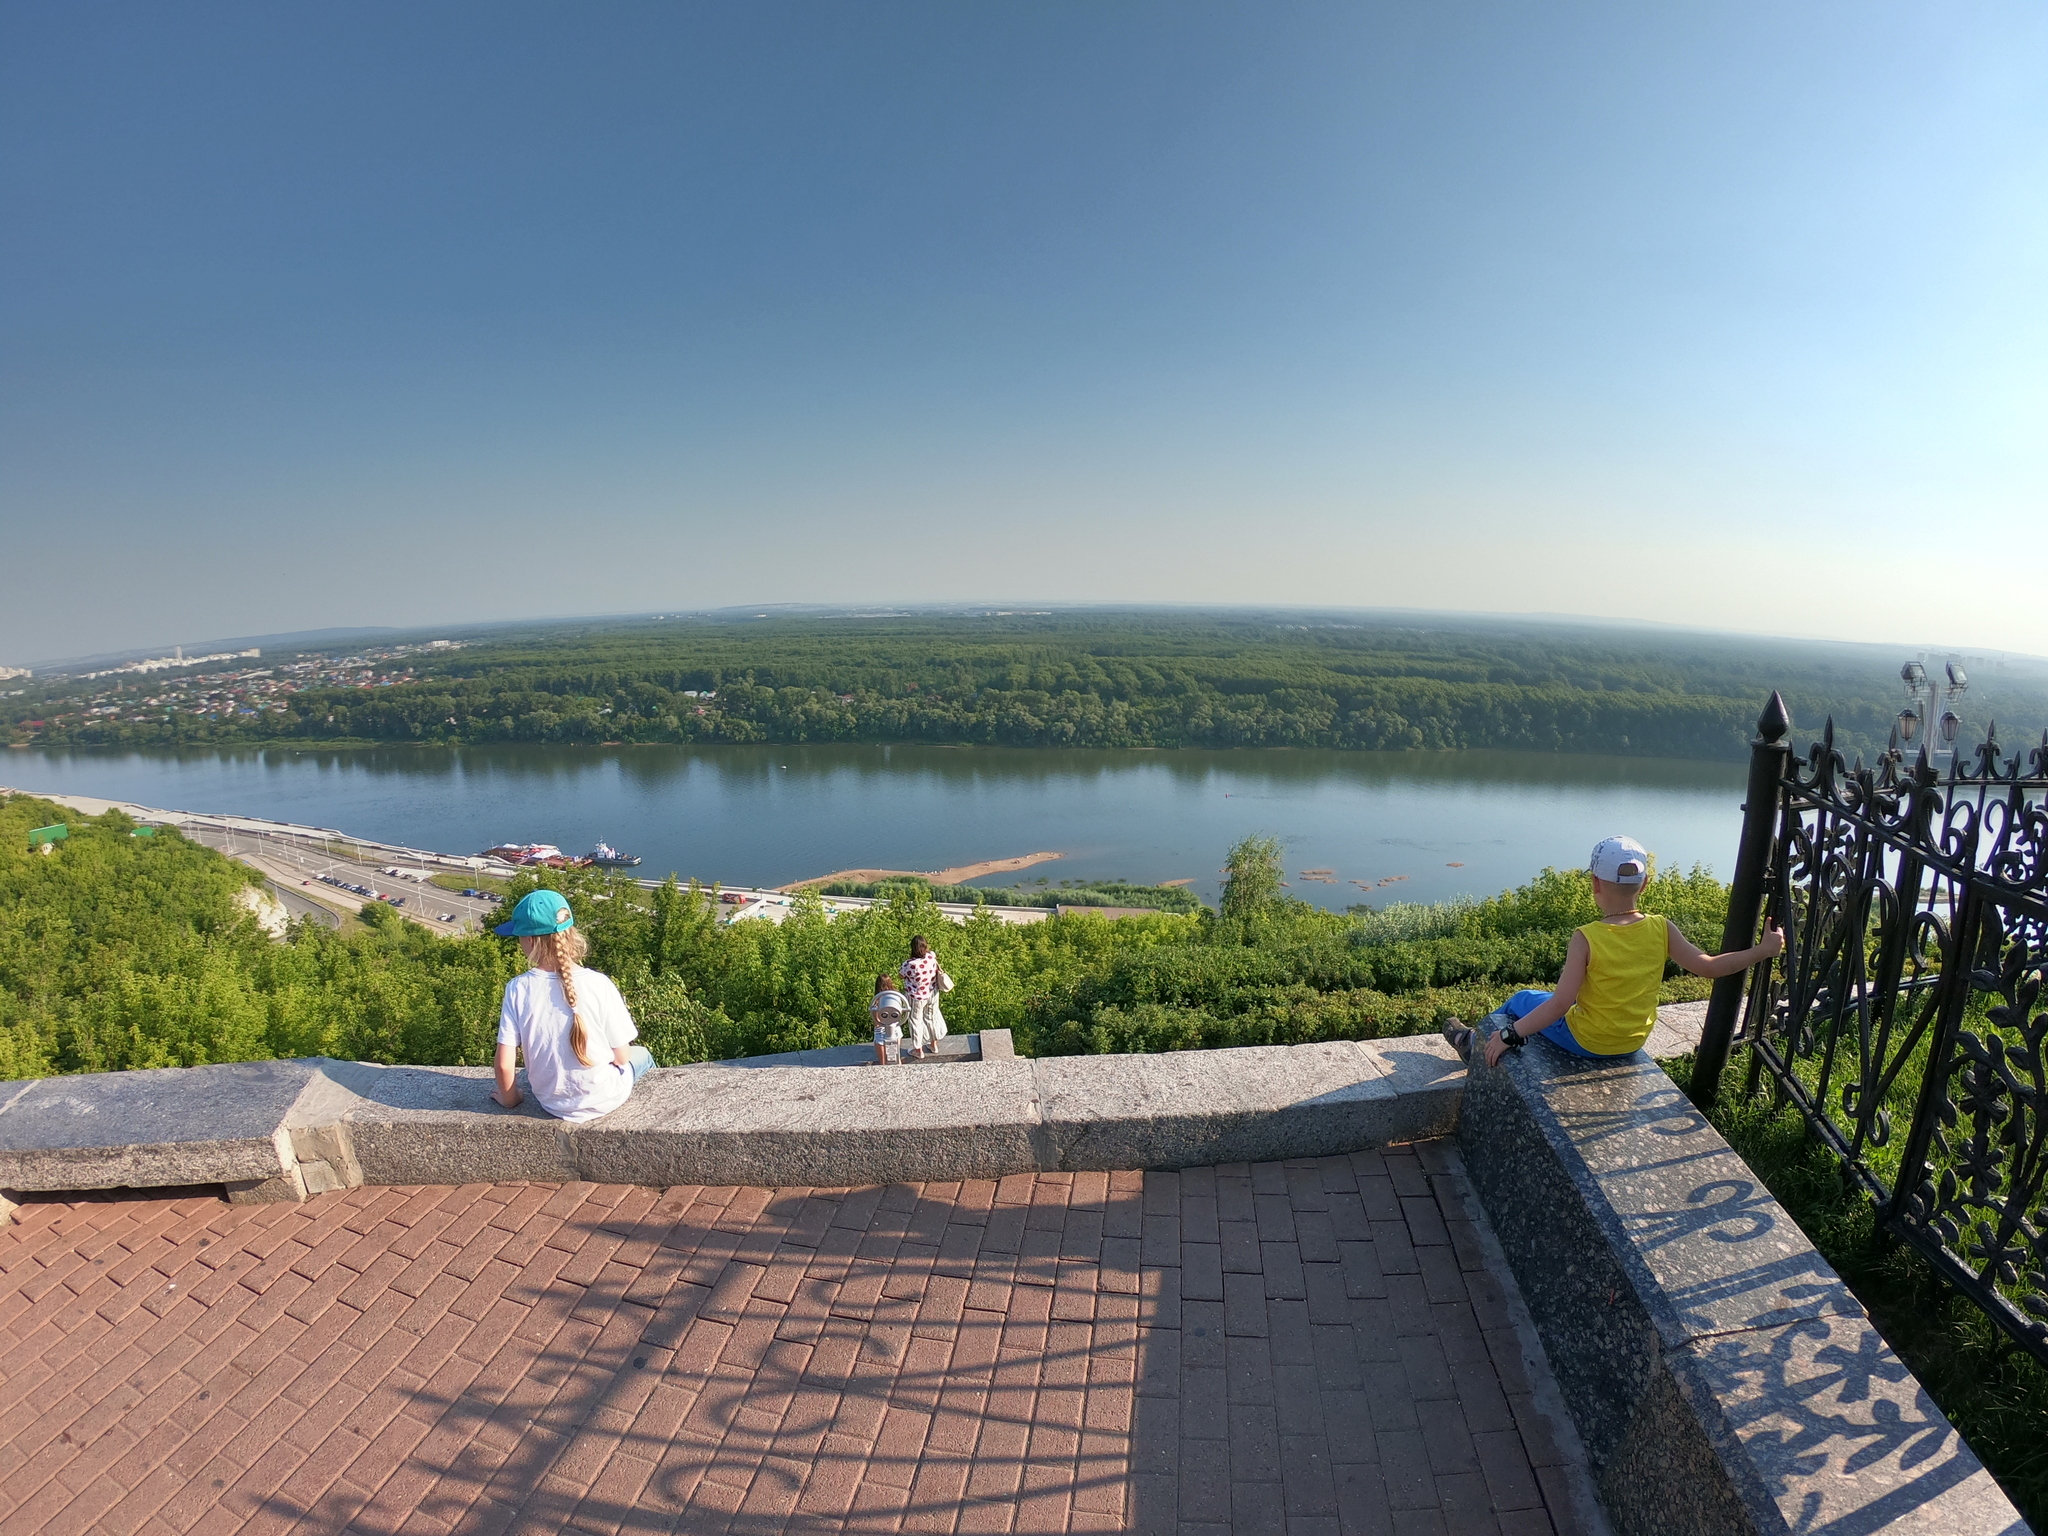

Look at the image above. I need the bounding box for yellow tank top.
[1566,914,1670,1055]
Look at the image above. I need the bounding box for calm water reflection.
[7,744,1747,909]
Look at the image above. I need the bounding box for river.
[4,744,1748,910]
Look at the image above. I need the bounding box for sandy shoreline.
[781,850,1063,892]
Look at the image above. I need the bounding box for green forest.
[1,792,1727,1081]
[16,609,2039,762]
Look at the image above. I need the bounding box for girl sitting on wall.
[490,889,654,1120]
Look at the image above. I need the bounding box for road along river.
[5,742,1748,911]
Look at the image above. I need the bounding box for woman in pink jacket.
[897,934,944,1061]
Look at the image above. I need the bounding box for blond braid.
[553,929,599,1066]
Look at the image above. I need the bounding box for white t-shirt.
[497,966,640,1122]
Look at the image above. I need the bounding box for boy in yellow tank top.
[1442,836,1783,1066]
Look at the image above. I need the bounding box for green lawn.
[428,872,511,896]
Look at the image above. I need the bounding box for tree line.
[18,610,2031,761]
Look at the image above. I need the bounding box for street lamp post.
[1896,657,1969,769]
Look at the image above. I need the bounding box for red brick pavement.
[0,1143,1588,1535]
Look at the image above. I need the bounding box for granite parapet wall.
[0,1033,1464,1200]
[1457,1036,2028,1536]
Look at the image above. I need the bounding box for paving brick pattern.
[0,1143,1586,1535]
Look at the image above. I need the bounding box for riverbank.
[0,740,1751,911]
[0,786,1064,930]
[781,848,1063,890]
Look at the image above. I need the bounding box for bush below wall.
[1,790,1728,1077]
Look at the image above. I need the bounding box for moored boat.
[480,842,572,867]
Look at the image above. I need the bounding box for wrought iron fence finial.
[1759,691,1790,742]
[1691,693,1795,1109]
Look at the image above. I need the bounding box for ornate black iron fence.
[1691,693,2048,1364]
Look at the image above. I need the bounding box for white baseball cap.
[1590,836,1651,885]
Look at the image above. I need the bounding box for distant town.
[75,646,264,681]
[4,641,464,734]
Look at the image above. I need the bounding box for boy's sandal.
[1439,1018,1473,1054]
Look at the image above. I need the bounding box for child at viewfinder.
[870,974,908,1065]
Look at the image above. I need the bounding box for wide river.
[6,744,1747,910]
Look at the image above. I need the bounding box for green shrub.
[1459,861,1727,946]
[1348,900,1475,947]
[1,791,1732,1076]
[0,793,516,1074]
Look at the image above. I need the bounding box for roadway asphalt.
[260,876,343,931]
[182,827,504,936]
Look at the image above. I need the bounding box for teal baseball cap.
[495,889,576,937]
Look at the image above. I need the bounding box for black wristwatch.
[1497,1027,1526,1050]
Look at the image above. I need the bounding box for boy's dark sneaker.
[1440,1018,1474,1055]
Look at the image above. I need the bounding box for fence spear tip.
[1758,691,1791,742]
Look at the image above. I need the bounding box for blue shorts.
[1494,989,1637,1060]
[618,1044,655,1081]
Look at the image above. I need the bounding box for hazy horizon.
[6,3,2043,663]
[21,600,2047,677]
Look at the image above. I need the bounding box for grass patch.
[310,838,389,864]
[1657,975,1712,1004]
[429,872,511,895]
[1666,1051,2048,1528]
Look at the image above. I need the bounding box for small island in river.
[781,850,1062,892]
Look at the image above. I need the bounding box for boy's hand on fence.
[1759,923,1785,959]
[1483,1030,1513,1068]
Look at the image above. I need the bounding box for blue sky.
[3,2,2043,663]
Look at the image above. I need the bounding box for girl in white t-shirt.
[489,889,653,1123]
